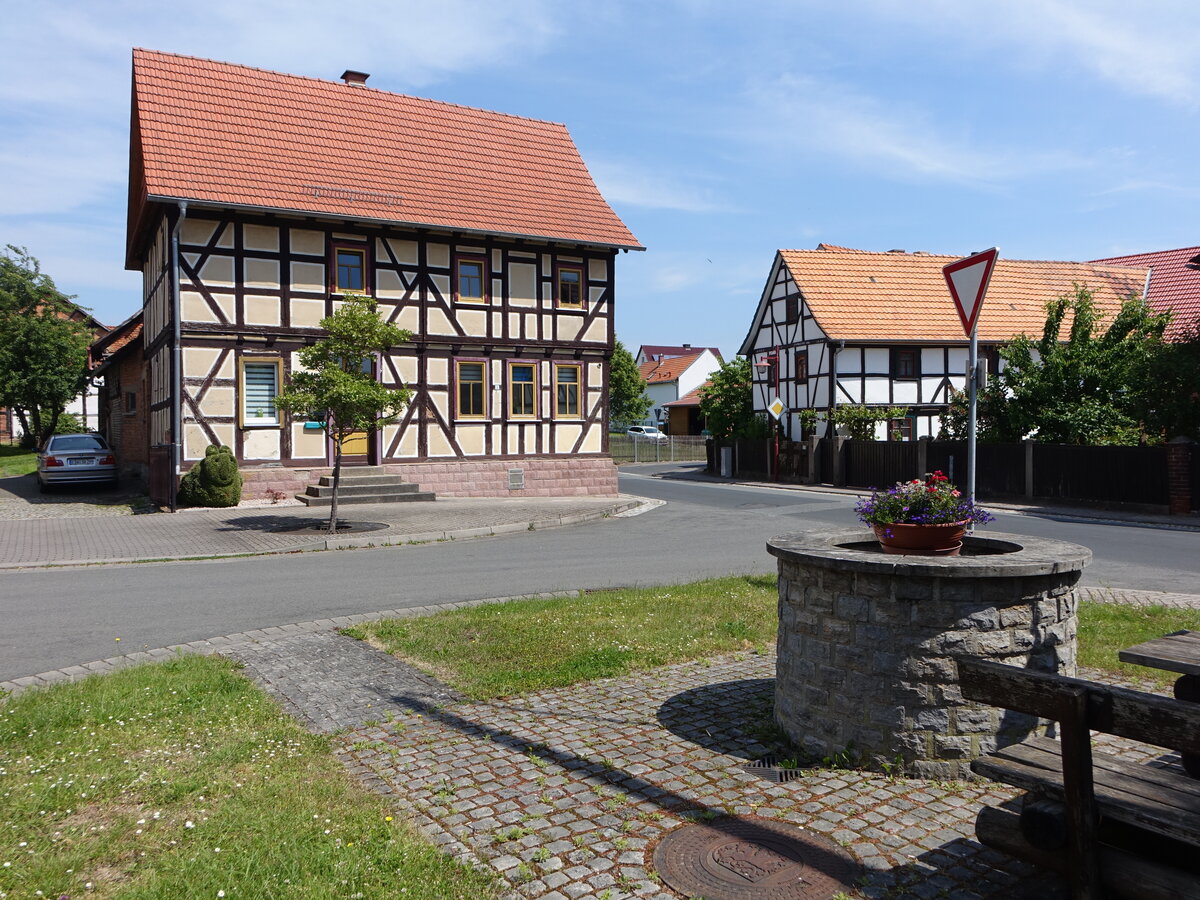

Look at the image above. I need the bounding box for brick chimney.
[340,70,369,86]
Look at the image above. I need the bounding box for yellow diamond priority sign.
[767,396,786,420]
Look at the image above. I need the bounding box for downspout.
[1142,267,1153,307]
[169,201,188,512]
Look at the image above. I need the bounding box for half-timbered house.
[125,50,641,502]
[739,245,1148,440]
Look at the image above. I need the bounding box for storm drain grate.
[743,756,805,784]
[653,815,859,900]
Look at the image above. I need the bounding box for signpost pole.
[967,325,978,517]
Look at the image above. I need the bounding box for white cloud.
[588,159,729,213]
[875,0,1200,107]
[740,73,1086,186]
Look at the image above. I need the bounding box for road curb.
[0,590,583,698]
[0,496,647,570]
[6,582,1199,699]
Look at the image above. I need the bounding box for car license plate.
[67,458,94,466]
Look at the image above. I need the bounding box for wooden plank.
[1060,686,1102,899]
[975,806,1200,900]
[958,658,1200,752]
[1001,738,1200,809]
[1119,632,1200,677]
[973,741,1200,846]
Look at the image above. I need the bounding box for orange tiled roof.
[778,247,1148,343]
[128,49,641,261]
[664,383,710,407]
[638,350,706,384]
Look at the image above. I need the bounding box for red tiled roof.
[638,344,723,362]
[664,383,710,407]
[638,351,707,384]
[1091,246,1200,341]
[128,49,640,263]
[91,310,143,369]
[775,246,1148,343]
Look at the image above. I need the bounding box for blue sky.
[3,1,1198,358]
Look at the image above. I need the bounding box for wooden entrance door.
[338,355,377,466]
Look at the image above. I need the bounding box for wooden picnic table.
[1119,629,1200,776]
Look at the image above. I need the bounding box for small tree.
[984,284,1168,444]
[698,356,774,439]
[828,404,908,440]
[608,339,651,428]
[275,295,412,533]
[0,246,94,446]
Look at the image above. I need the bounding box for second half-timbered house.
[125,50,642,502]
[738,245,1148,440]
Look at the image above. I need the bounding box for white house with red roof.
[739,245,1147,440]
[123,50,641,503]
[1091,246,1200,341]
[636,348,722,432]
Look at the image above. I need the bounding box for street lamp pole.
[756,347,781,482]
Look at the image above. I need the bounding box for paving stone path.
[231,631,1071,900]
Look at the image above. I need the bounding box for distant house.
[635,344,722,366]
[1091,246,1200,340]
[738,245,1147,440]
[636,348,722,431]
[123,50,641,503]
[91,311,146,483]
[1,300,108,443]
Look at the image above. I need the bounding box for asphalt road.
[2,463,1198,681]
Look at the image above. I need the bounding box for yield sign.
[943,247,999,336]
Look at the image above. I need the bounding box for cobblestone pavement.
[231,633,1057,900]
[0,473,154,520]
[0,495,638,568]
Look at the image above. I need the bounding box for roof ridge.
[783,247,1151,270]
[1093,245,1200,260]
[132,47,570,130]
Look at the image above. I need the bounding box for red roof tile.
[776,247,1148,343]
[128,49,640,261]
[664,383,710,407]
[638,351,708,384]
[1091,246,1200,341]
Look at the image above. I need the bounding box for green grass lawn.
[346,574,779,699]
[0,445,36,478]
[0,655,499,900]
[1078,602,1200,688]
[350,577,1198,699]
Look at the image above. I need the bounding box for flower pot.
[873,521,969,556]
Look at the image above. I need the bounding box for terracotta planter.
[873,521,969,556]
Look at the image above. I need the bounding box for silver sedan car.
[37,433,118,491]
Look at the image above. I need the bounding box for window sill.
[242,421,282,429]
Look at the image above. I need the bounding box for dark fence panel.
[844,440,920,489]
[778,440,809,482]
[1192,444,1200,512]
[1033,443,1168,505]
[148,445,173,507]
[818,437,838,484]
[734,439,772,478]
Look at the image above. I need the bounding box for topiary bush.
[177,443,242,507]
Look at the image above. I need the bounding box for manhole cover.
[270,520,389,535]
[653,815,858,899]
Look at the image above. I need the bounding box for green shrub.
[177,443,242,507]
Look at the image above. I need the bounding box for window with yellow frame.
[556,265,584,308]
[331,244,368,294]
[554,363,580,417]
[456,361,486,418]
[454,256,487,304]
[509,362,536,418]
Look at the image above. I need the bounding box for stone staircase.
[296,467,436,507]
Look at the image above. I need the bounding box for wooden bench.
[958,657,1200,900]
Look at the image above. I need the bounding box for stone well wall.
[769,530,1091,779]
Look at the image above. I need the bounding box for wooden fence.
[708,437,1196,513]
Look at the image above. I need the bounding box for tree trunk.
[329,435,342,535]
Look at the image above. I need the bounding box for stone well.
[768,530,1091,779]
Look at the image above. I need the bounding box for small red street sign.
[943,247,999,336]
